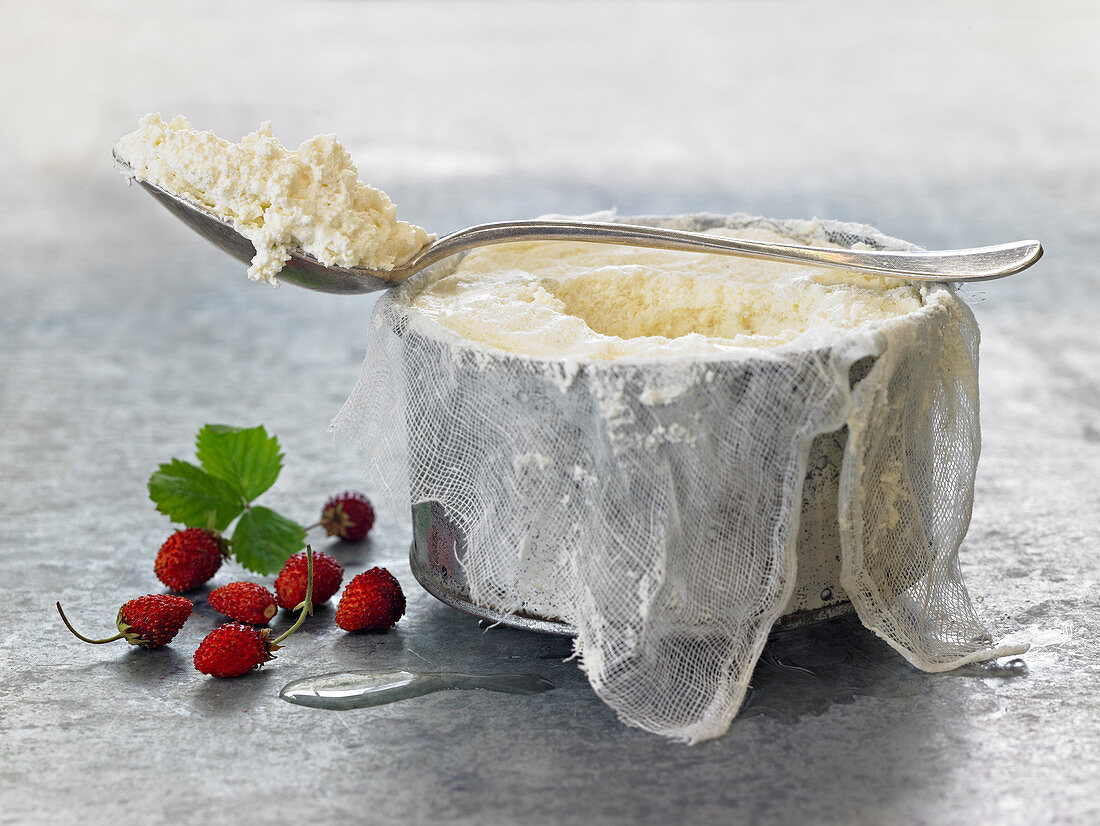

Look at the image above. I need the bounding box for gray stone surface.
[1,2,1097,824]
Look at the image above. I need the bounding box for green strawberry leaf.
[195,424,283,503]
[231,505,306,575]
[148,459,245,531]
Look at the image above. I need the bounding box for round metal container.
[394,214,930,637]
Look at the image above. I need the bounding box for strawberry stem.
[272,545,313,645]
[56,602,125,645]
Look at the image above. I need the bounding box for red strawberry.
[155,527,226,592]
[335,567,405,632]
[320,491,375,541]
[208,582,278,625]
[57,594,193,649]
[275,550,343,610]
[193,622,274,677]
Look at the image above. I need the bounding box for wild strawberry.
[193,622,275,677]
[57,594,193,649]
[208,582,278,625]
[320,491,375,541]
[335,567,405,632]
[194,546,316,678]
[275,550,342,610]
[155,527,226,592]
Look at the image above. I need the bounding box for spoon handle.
[423,220,1043,282]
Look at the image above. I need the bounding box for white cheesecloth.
[332,212,1028,743]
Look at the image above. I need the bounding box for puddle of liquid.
[279,669,554,710]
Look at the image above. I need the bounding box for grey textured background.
[1,1,1097,824]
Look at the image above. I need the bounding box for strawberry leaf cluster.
[148,424,306,575]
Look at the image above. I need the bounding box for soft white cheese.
[407,227,924,359]
[115,114,433,285]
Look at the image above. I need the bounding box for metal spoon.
[120,161,1043,294]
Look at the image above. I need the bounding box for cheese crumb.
[115,114,433,285]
